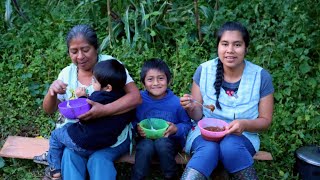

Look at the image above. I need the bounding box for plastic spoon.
[191,99,215,112]
[147,118,156,131]
[67,100,72,108]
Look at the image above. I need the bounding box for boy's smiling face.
[144,69,168,99]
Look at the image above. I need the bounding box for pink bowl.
[198,118,228,142]
[58,98,91,119]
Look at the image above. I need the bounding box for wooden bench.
[0,136,272,179]
[0,136,273,162]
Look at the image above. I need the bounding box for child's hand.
[75,87,87,97]
[137,124,146,138]
[164,122,177,137]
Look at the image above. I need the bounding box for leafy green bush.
[0,0,319,179]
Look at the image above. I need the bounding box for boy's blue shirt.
[133,89,192,147]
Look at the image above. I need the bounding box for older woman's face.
[68,36,98,71]
[218,30,247,69]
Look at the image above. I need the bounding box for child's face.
[144,69,168,99]
[92,76,101,91]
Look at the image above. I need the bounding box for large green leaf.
[299,62,311,74]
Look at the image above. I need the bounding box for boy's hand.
[75,87,87,97]
[137,124,146,138]
[164,122,177,137]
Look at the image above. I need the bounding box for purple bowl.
[58,98,91,119]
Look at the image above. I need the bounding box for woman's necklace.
[222,80,240,98]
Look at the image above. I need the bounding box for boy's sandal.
[44,167,61,180]
[33,151,49,166]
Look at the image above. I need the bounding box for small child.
[131,58,192,180]
[45,59,134,179]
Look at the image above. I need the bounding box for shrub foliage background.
[0,0,319,179]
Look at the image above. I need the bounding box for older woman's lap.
[61,136,130,180]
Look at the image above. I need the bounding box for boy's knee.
[136,139,155,154]
[154,138,173,150]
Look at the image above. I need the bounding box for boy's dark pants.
[131,137,179,180]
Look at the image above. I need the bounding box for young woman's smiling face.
[218,30,247,69]
[68,36,98,71]
[144,69,168,99]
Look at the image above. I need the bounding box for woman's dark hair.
[216,21,250,48]
[140,58,171,85]
[66,24,99,52]
[93,59,126,91]
[214,21,250,110]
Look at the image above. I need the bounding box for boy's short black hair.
[140,58,171,85]
[93,59,126,90]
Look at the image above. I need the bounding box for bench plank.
[0,136,49,159]
[0,136,273,163]
[253,151,273,161]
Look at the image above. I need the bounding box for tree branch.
[194,0,202,42]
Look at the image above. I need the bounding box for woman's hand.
[48,80,68,96]
[180,94,194,111]
[226,120,246,135]
[78,99,105,120]
[43,80,66,114]
[226,94,274,134]
[164,122,177,137]
[137,124,146,138]
[180,93,203,121]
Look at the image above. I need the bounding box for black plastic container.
[295,145,320,180]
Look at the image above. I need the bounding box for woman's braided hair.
[214,22,250,110]
[214,59,224,110]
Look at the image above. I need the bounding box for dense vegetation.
[1,0,319,179]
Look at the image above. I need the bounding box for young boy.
[131,58,192,180]
[45,60,134,179]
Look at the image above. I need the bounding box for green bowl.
[140,118,169,139]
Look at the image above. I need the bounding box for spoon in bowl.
[147,118,156,131]
[67,100,72,108]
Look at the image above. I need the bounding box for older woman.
[41,24,141,179]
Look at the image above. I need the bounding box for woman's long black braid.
[214,58,224,110]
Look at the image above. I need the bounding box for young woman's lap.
[219,134,256,173]
[187,135,220,177]
[187,134,256,177]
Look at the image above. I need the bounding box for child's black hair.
[93,59,126,91]
[214,21,250,110]
[140,58,171,85]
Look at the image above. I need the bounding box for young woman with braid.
[180,21,274,179]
